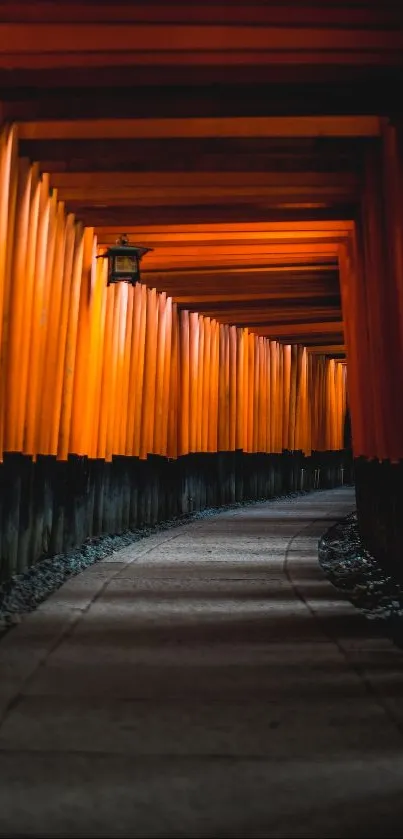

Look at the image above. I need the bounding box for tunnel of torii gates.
[1,1,403,580]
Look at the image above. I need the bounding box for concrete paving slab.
[2,487,403,837]
[0,692,397,757]
[0,752,403,838]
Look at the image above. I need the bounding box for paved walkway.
[2,488,403,838]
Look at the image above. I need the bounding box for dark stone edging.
[319,511,403,648]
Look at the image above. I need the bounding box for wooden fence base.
[0,449,353,581]
[354,457,403,575]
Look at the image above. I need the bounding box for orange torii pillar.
[340,119,403,571]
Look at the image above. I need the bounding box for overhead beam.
[18,116,382,140]
[67,204,356,226]
[308,345,346,354]
[2,4,402,27]
[191,310,342,325]
[50,171,359,189]
[1,24,402,71]
[253,336,345,347]
[50,170,361,195]
[52,189,355,207]
[4,82,402,122]
[20,137,364,174]
[98,234,349,249]
[144,273,340,297]
[142,257,339,271]
[4,24,401,53]
[250,321,344,336]
[142,266,339,284]
[97,220,354,235]
[4,64,402,89]
[172,296,340,312]
[111,243,341,260]
[143,263,339,275]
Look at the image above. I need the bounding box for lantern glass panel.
[114,254,138,275]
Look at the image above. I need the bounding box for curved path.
[1,487,403,838]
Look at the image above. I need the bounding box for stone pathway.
[1,487,403,838]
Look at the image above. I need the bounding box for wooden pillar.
[128,283,146,457]
[382,120,403,360]
[189,311,199,453]
[118,283,134,456]
[247,332,255,453]
[161,296,172,458]
[57,223,84,461]
[140,287,158,460]
[196,315,204,453]
[340,128,403,463]
[277,345,284,453]
[339,239,367,457]
[154,291,167,456]
[218,323,224,451]
[210,320,219,453]
[270,341,278,452]
[89,257,107,460]
[381,119,403,460]
[5,158,31,453]
[253,335,260,453]
[25,175,52,455]
[179,309,190,456]
[259,337,267,453]
[96,274,114,460]
[222,324,230,452]
[242,329,249,452]
[282,344,291,450]
[167,302,179,460]
[105,282,124,462]
[229,325,237,452]
[361,146,399,459]
[0,126,18,460]
[201,317,211,452]
[69,228,96,457]
[265,339,272,452]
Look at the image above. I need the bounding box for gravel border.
[0,490,308,635]
[319,511,403,648]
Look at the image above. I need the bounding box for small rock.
[319,512,403,648]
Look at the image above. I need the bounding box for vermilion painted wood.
[0,126,349,461]
[4,155,30,453]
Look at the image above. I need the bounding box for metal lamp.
[98,235,152,287]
